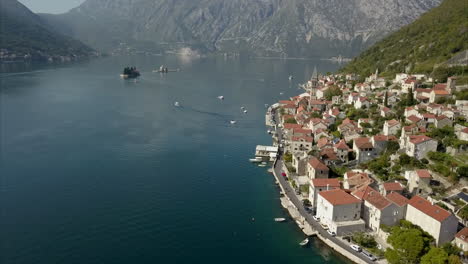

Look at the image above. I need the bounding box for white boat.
[299,238,309,246]
[243,110,248,113]
[261,162,267,165]
[258,164,266,167]
[217,96,224,100]
[267,130,271,134]
[249,157,262,163]
[174,102,180,107]
[289,75,293,81]
[274,218,286,222]
[230,120,237,124]
[279,92,284,95]
[241,106,245,110]
[264,104,269,108]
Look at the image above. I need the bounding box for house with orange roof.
[386,192,409,219]
[354,96,370,109]
[405,196,458,245]
[402,79,418,93]
[334,139,351,163]
[405,169,432,195]
[429,89,451,103]
[380,181,405,196]
[434,115,452,128]
[402,135,437,159]
[309,178,341,209]
[383,119,401,136]
[454,227,468,251]
[353,137,377,163]
[371,134,397,154]
[343,170,372,190]
[307,157,329,179]
[288,136,313,152]
[316,189,365,235]
[352,186,404,231]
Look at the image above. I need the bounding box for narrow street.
[272,110,375,264]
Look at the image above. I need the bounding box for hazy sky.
[18,0,86,14]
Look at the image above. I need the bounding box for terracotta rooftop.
[386,119,400,127]
[407,115,422,123]
[334,139,350,150]
[433,84,447,90]
[279,100,295,105]
[311,178,340,188]
[354,137,373,149]
[291,136,314,142]
[415,169,431,178]
[386,192,409,207]
[455,227,468,243]
[283,123,302,130]
[319,189,361,206]
[408,196,452,222]
[373,135,397,142]
[293,128,312,135]
[353,186,391,210]
[308,157,329,171]
[409,135,434,144]
[383,182,404,191]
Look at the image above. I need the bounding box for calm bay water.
[0,55,351,264]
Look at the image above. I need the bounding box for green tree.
[448,255,462,264]
[285,118,297,124]
[384,91,389,107]
[385,227,427,264]
[421,247,448,264]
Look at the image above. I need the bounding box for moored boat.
[274,218,286,222]
[299,238,309,246]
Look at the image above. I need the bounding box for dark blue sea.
[0,55,351,264]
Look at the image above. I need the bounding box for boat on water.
[154,65,180,73]
[241,106,245,110]
[218,96,224,100]
[274,218,286,222]
[174,102,180,107]
[258,164,266,167]
[261,161,267,165]
[243,110,248,113]
[249,157,262,163]
[230,120,237,124]
[120,66,140,79]
[299,238,309,246]
[289,75,293,81]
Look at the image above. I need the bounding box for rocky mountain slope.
[339,0,468,77]
[41,0,442,58]
[0,0,95,62]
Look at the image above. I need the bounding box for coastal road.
[271,112,374,264]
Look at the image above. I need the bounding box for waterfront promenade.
[270,111,376,264]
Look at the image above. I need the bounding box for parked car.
[361,250,377,261]
[281,172,287,177]
[350,244,361,252]
[320,223,329,230]
[312,215,320,221]
[327,230,336,237]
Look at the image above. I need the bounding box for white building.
[316,189,365,236]
[406,196,459,245]
[307,157,329,179]
[353,186,405,232]
[309,178,340,209]
[454,228,468,251]
[405,169,432,195]
[404,135,438,160]
[383,119,401,136]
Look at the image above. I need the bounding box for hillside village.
[268,68,468,263]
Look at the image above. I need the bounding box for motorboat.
[249,157,262,163]
[217,96,224,100]
[274,218,286,222]
[258,164,266,167]
[289,75,293,81]
[174,102,180,107]
[230,120,237,124]
[243,110,248,113]
[241,106,245,110]
[299,238,309,246]
[279,92,284,95]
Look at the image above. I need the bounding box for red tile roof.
[433,84,447,90]
[354,137,373,149]
[312,178,340,188]
[373,135,397,142]
[291,136,314,143]
[455,227,468,243]
[433,90,450,95]
[283,123,302,130]
[386,192,409,207]
[409,135,434,144]
[408,196,452,222]
[352,186,390,210]
[334,139,350,150]
[319,189,361,206]
[407,115,422,123]
[415,169,431,179]
[308,157,329,171]
[383,182,404,191]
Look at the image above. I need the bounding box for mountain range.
[340,0,468,78]
[0,0,96,62]
[40,0,442,58]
